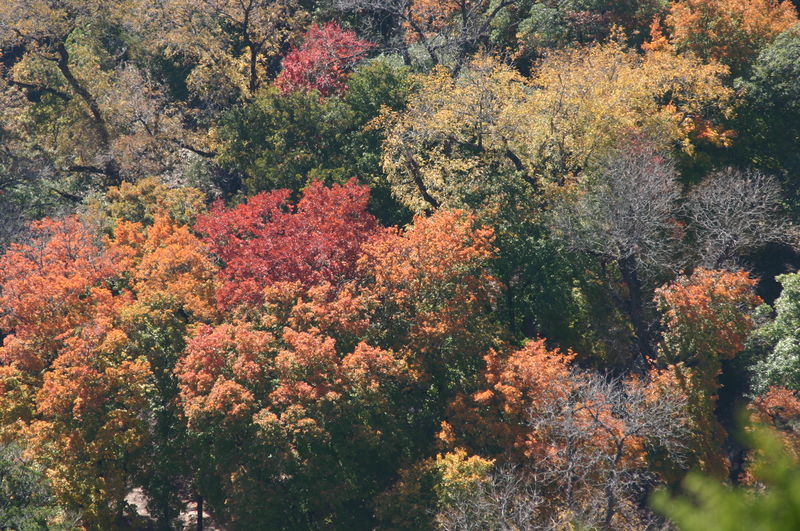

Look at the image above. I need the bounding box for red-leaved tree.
[195,179,380,310]
[275,21,374,96]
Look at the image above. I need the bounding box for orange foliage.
[0,217,120,372]
[121,215,219,321]
[443,340,674,481]
[443,339,576,459]
[405,0,460,43]
[664,0,798,72]
[177,322,273,426]
[749,386,800,464]
[358,210,500,369]
[25,313,153,527]
[656,268,761,366]
[655,268,761,475]
[0,213,222,525]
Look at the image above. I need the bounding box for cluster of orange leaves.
[655,268,761,475]
[0,208,223,525]
[441,340,663,476]
[748,386,800,470]
[404,0,460,43]
[663,0,798,71]
[656,268,761,365]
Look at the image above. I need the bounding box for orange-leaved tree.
[358,209,501,396]
[434,338,688,528]
[655,268,761,475]
[663,0,799,75]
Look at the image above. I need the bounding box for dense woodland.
[2,0,800,529]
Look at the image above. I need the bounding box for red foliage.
[195,179,380,310]
[275,21,374,96]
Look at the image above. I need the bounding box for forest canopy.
[2,0,800,529]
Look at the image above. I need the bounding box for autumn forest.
[2,0,800,529]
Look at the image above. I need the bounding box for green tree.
[653,427,800,531]
[751,273,800,395]
[0,443,75,530]
[735,26,800,207]
[216,57,412,222]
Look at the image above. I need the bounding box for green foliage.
[85,177,207,232]
[216,58,412,223]
[752,273,800,394]
[653,427,800,531]
[0,443,74,530]
[736,26,800,204]
[491,0,668,63]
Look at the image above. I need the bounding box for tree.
[108,212,219,528]
[735,26,800,201]
[26,325,154,529]
[653,426,800,531]
[275,21,375,97]
[0,216,120,373]
[381,56,533,214]
[655,268,761,475]
[333,0,520,71]
[548,141,683,362]
[524,371,688,528]
[382,43,732,215]
[216,57,412,198]
[86,177,207,231]
[120,215,219,322]
[441,339,688,528]
[519,39,733,184]
[357,209,501,396]
[750,273,800,395]
[0,197,222,528]
[748,387,800,465]
[663,0,798,76]
[148,0,309,97]
[491,0,669,63]
[0,442,74,530]
[0,0,200,189]
[0,0,122,185]
[196,179,380,310]
[175,303,418,528]
[0,219,159,526]
[685,168,793,268]
[434,462,542,531]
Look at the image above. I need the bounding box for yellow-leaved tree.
[381,40,733,214]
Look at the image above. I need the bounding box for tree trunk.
[618,255,651,368]
[196,495,203,531]
[603,445,624,529]
[505,275,516,335]
[54,43,120,186]
[249,45,259,94]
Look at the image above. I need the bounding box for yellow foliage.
[382,46,733,213]
[433,448,495,506]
